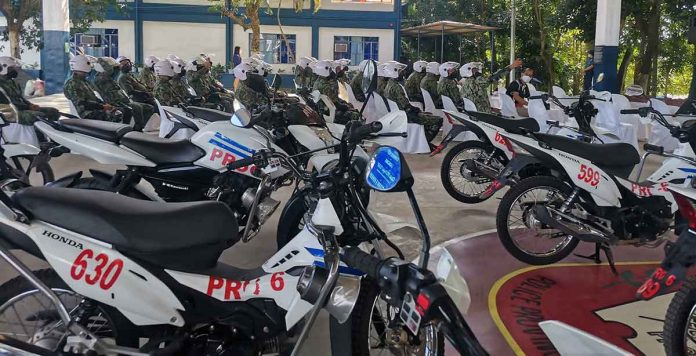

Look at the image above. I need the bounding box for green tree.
[0,0,126,59]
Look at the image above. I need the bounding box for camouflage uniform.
[187,70,234,112]
[235,79,270,110]
[404,71,426,103]
[118,71,153,104]
[376,77,388,96]
[438,77,464,109]
[385,78,442,143]
[94,62,153,131]
[460,67,510,114]
[420,73,441,109]
[0,76,59,125]
[313,76,361,125]
[349,74,365,102]
[139,67,157,91]
[153,77,183,107]
[294,65,309,89]
[64,74,127,122]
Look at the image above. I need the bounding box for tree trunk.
[617,45,633,93]
[7,23,21,59]
[634,0,661,95]
[248,3,261,55]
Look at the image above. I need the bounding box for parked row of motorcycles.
[435,82,696,354]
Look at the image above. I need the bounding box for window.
[333,36,379,63]
[252,33,296,64]
[71,29,119,58]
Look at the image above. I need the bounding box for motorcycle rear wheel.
[440,141,505,204]
[664,277,696,356]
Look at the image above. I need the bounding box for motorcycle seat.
[185,106,231,122]
[120,132,205,165]
[468,111,540,134]
[13,187,238,270]
[534,133,640,177]
[59,118,133,143]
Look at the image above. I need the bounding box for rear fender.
[88,169,162,201]
[46,171,83,188]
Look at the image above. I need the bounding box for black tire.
[496,176,580,265]
[276,195,307,250]
[440,141,505,204]
[7,155,54,185]
[664,277,696,356]
[72,177,149,200]
[0,269,139,350]
[350,279,444,356]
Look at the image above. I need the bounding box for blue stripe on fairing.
[679,168,696,173]
[208,139,252,159]
[214,132,256,155]
[306,247,365,276]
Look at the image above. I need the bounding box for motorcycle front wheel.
[440,141,506,204]
[496,176,579,265]
[351,279,444,356]
[664,277,696,355]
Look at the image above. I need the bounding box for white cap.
[298,56,316,69]
[383,62,407,79]
[145,55,160,68]
[69,55,94,73]
[154,59,175,77]
[426,62,440,75]
[0,56,20,75]
[413,60,427,72]
[439,61,460,77]
[313,59,333,77]
[460,62,483,78]
[233,62,254,81]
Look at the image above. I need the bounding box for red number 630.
[70,249,124,290]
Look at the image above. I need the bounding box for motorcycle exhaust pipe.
[462,159,499,181]
[532,205,608,244]
[296,265,361,324]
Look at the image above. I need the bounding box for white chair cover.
[386,98,399,112]
[527,89,550,132]
[648,98,679,152]
[668,105,681,115]
[372,93,391,118]
[398,84,423,111]
[612,94,648,141]
[498,88,520,118]
[552,86,566,97]
[441,96,478,141]
[385,123,430,154]
[526,83,537,92]
[142,112,160,133]
[344,83,363,110]
[421,88,441,116]
[319,94,337,123]
[338,81,349,103]
[3,124,39,147]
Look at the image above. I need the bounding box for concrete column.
[593,0,621,93]
[41,0,70,94]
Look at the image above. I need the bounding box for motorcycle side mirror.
[596,72,605,83]
[361,60,378,96]
[230,108,254,128]
[365,145,413,192]
[271,74,282,90]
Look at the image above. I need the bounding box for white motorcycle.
[494,106,696,269]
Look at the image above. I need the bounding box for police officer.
[349,59,369,102]
[420,61,441,108]
[116,56,154,106]
[312,59,361,124]
[437,62,464,109]
[0,56,59,125]
[139,55,159,91]
[167,56,207,107]
[460,59,522,114]
[64,55,126,123]
[334,59,351,85]
[153,59,185,107]
[376,62,389,96]
[234,62,269,110]
[187,56,234,112]
[294,57,316,90]
[404,60,427,104]
[383,61,442,146]
[93,57,154,131]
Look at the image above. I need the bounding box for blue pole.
[41,0,70,94]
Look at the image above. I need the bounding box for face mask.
[521,75,531,83]
[6,69,18,79]
[473,71,482,78]
[121,63,132,73]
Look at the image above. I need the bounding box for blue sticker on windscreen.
[366,146,401,191]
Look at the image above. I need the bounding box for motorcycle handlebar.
[341,247,383,279]
[226,157,256,171]
[620,109,640,115]
[348,121,383,143]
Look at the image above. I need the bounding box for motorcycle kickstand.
[574,242,602,264]
[601,244,618,275]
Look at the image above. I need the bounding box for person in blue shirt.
[233,46,242,67]
[582,49,594,91]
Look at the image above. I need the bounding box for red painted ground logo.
[489,262,691,355]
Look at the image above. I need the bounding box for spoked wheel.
[0,269,138,352]
[5,155,53,185]
[664,277,696,356]
[440,141,506,204]
[496,176,579,265]
[352,280,444,356]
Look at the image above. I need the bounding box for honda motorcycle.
[494,106,696,268]
[434,92,620,204]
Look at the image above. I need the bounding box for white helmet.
[376,63,387,77]
[439,62,460,77]
[460,62,483,78]
[233,62,254,81]
[0,56,20,75]
[426,62,440,75]
[116,55,131,64]
[313,60,333,78]
[384,62,407,79]
[170,57,188,74]
[154,59,175,77]
[413,60,427,73]
[333,58,351,69]
[298,56,316,69]
[93,57,117,73]
[145,55,160,68]
[358,59,370,71]
[69,55,94,73]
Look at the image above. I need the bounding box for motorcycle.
[494,106,696,269]
[434,91,623,204]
